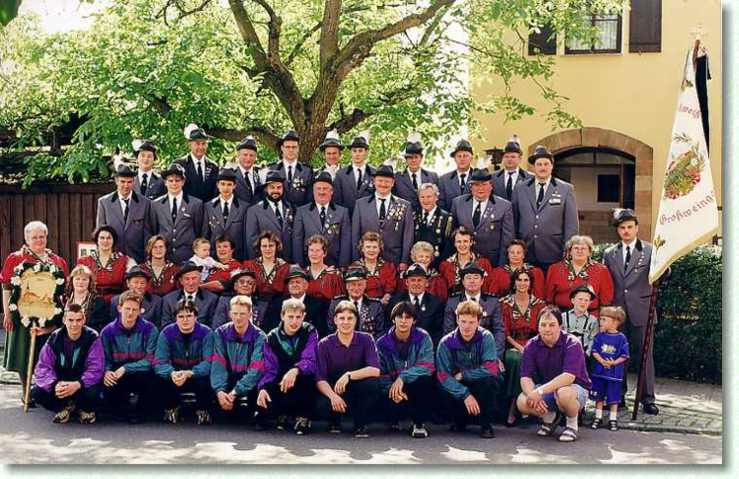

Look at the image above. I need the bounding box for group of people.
[0,125,660,442]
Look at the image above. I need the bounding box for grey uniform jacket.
[492,167,532,201]
[603,240,655,327]
[202,197,249,261]
[96,191,152,263]
[332,164,375,214]
[292,202,352,267]
[150,193,204,264]
[175,154,220,203]
[134,172,166,201]
[110,292,163,328]
[392,168,439,211]
[438,169,472,211]
[268,161,314,208]
[233,167,263,206]
[161,288,219,328]
[451,194,515,267]
[511,177,579,265]
[328,295,386,339]
[245,199,295,262]
[351,194,415,265]
[443,293,505,355]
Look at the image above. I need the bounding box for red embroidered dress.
[545,259,614,313]
[358,259,397,299]
[243,258,289,299]
[306,266,345,301]
[205,259,243,284]
[439,253,495,296]
[489,263,546,299]
[500,294,546,347]
[77,252,128,303]
[139,261,180,297]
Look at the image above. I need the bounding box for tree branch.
[251,0,282,59]
[286,21,323,66]
[207,126,280,150]
[319,0,342,68]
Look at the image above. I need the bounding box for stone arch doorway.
[529,127,654,243]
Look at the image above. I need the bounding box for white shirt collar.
[423,206,436,220]
[622,239,637,249]
[168,192,183,203]
[411,292,425,304]
[138,170,153,181]
[283,159,298,169]
[465,292,480,302]
[316,201,329,210]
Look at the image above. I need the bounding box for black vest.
[266,324,314,378]
[49,327,98,382]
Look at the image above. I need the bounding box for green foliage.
[0,0,21,26]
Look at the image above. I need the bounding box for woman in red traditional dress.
[397,241,448,301]
[76,226,132,303]
[1,221,69,402]
[545,235,614,314]
[353,231,396,305]
[499,267,546,426]
[243,231,289,300]
[201,236,242,293]
[489,239,546,298]
[138,234,180,297]
[305,235,345,301]
[439,226,495,296]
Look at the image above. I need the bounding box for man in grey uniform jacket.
[511,145,579,271]
[132,140,166,200]
[245,170,295,262]
[202,168,249,261]
[451,169,514,267]
[351,165,415,269]
[150,164,204,264]
[160,262,219,327]
[332,132,375,214]
[292,171,352,268]
[602,208,660,415]
[438,139,474,211]
[491,138,532,201]
[268,130,314,207]
[393,135,439,211]
[96,164,152,263]
[233,136,263,206]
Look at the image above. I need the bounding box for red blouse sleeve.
[439,261,456,291]
[545,262,563,304]
[488,267,510,297]
[596,263,614,307]
[381,262,398,295]
[0,252,25,286]
[531,267,546,300]
[501,302,513,337]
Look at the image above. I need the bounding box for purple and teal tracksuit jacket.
[376,326,435,391]
[100,316,158,373]
[210,322,268,397]
[34,326,105,392]
[436,327,500,400]
[153,322,213,379]
[258,322,319,389]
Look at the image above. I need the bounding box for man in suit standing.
[386,264,445,345]
[132,140,165,200]
[233,136,263,206]
[245,171,295,262]
[175,124,220,202]
[492,137,532,201]
[202,168,249,261]
[96,164,152,263]
[451,169,514,267]
[393,134,439,211]
[150,164,205,264]
[603,209,659,415]
[333,131,375,214]
[319,130,344,179]
[414,183,454,268]
[161,262,219,328]
[292,171,352,268]
[351,165,414,270]
[268,130,313,207]
[438,139,475,211]
[511,145,579,272]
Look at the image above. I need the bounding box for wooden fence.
[0,183,114,267]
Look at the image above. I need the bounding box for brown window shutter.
[528,24,556,55]
[629,0,661,52]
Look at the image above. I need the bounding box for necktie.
[141,173,148,193]
[357,168,363,189]
[379,198,386,220]
[413,296,420,309]
[423,210,429,226]
[536,182,545,207]
[274,201,284,227]
[353,300,360,314]
[244,170,253,194]
[625,245,631,272]
[196,161,203,181]
[412,172,418,190]
[320,206,327,227]
[472,202,481,228]
[506,174,513,199]
[459,173,467,192]
[223,201,230,223]
[122,198,130,223]
[171,198,178,223]
[187,294,195,303]
[288,165,294,184]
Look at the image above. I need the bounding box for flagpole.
[631,277,661,420]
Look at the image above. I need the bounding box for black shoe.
[609,419,619,431]
[294,417,311,436]
[590,417,602,430]
[480,424,495,438]
[328,421,342,434]
[276,415,289,431]
[410,423,429,438]
[389,421,401,432]
[353,425,369,438]
[643,403,660,415]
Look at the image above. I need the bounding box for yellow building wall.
[471,0,722,235]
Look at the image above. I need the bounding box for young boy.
[189,238,227,281]
[590,306,630,431]
[562,284,600,356]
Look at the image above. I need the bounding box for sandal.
[536,412,561,437]
[609,419,618,431]
[558,426,578,442]
[590,417,602,430]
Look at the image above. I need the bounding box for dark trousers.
[159,375,214,411]
[214,373,258,423]
[103,371,158,416]
[258,374,316,419]
[380,375,434,424]
[315,377,382,428]
[622,322,656,404]
[442,376,499,427]
[32,384,102,413]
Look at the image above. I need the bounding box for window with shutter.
[629,0,662,52]
[565,14,622,54]
[528,24,557,55]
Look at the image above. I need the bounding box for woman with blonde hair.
[65,265,110,332]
